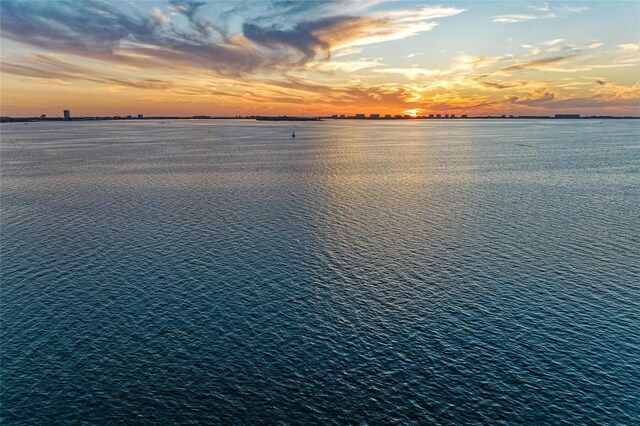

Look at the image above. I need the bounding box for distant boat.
[292,131,295,138]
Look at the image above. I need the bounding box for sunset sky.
[1,0,639,117]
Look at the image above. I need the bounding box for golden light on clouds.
[0,1,638,117]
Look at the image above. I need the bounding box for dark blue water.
[2,120,639,424]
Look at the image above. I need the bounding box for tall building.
[63,110,71,120]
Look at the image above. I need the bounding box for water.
[1,119,639,424]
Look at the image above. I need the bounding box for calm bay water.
[1,119,639,424]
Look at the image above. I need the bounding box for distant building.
[501,114,506,118]
[355,114,366,119]
[555,114,580,119]
[40,114,47,119]
[450,114,456,118]
[461,114,468,118]
[370,114,380,119]
[339,115,346,119]
[428,114,434,118]
[63,110,71,120]
[138,114,144,119]
[384,114,392,119]
[331,114,338,119]
[509,115,514,118]
[435,114,441,118]
[444,114,450,118]
[394,115,402,119]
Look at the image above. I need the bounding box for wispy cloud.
[0,0,463,75]
[543,38,564,46]
[151,8,170,25]
[528,2,551,13]
[0,54,175,90]
[493,14,537,23]
[494,2,588,23]
[306,58,383,73]
[373,67,446,79]
[502,55,576,72]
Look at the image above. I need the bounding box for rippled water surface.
[2,119,639,424]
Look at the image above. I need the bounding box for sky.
[1,0,639,117]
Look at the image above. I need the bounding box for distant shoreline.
[2,115,639,123]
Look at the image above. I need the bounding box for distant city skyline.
[1,0,639,117]
[6,108,637,122]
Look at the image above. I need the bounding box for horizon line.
[3,114,640,123]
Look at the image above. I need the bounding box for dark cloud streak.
[502,55,577,71]
[243,16,357,61]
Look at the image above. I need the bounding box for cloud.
[591,82,640,101]
[477,80,521,90]
[243,5,464,59]
[543,38,564,46]
[493,14,537,23]
[508,91,555,106]
[0,1,156,55]
[307,58,383,73]
[558,5,589,13]
[373,67,445,79]
[0,0,464,76]
[381,6,465,23]
[454,54,506,71]
[494,3,588,23]
[507,42,640,73]
[618,43,640,52]
[528,2,551,13]
[151,8,170,25]
[0,54,175,90]
[167,0,233,39]
[242,16,347,61]
[502,55,576,71]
